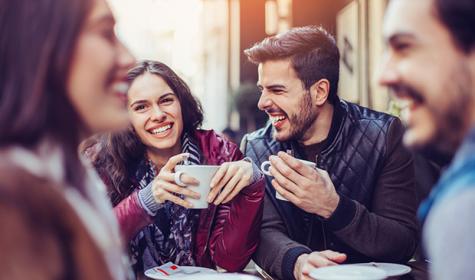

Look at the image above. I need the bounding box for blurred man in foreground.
[379,0,475,279]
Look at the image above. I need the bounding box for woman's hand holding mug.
[207,159,253,205]
[151,153,201,208]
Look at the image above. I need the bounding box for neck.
[146,143,182,168]
[464,108,475,139]
[299,102,334,146]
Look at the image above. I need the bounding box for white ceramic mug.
[174,165,219,209]
[260,158,316,200]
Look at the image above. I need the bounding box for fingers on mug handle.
[174,170,187,187]
[260,161,272,176]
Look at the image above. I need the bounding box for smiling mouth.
[269,114,287,127]
[390,84,425,105]
[147,123,173,136]
[114,81,130,96]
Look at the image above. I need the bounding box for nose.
[378,52,399,87]
[117,40,136,70]
[257,91,272,111]
[150,105,166,122]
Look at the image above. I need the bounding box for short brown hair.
[244,26,340,104]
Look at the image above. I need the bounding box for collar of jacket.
[418,126,475,222]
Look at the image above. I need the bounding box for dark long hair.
[0,0,93,190]
[244,25,340,105]
[90,60,204,205]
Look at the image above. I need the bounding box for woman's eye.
[102,29,116,43]
[134,105,146,111]
[160,98,174,105]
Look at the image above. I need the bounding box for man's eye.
[393,42,410,52]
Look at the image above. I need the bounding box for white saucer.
[144,266,217,279]
[309,265,387,280]
[180,273,261,280]
[353,262,411,277]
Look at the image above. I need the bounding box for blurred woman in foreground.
[0,0,134,278]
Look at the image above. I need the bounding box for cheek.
[129,113,147,132]
[269,98,287,113]
[68,38,113,112]
[171,105,184,130]
[71,37,112,87]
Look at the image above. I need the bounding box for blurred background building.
[109,0,390,143]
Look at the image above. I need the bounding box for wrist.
[138,182,163,216]
[320,193,340,219]
[293,253,308,280]
[242,157,262,185]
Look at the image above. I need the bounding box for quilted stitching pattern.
[245,102,394,209]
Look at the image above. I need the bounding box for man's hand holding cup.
[262,151,340,218]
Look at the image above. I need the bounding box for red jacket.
[113,130,265,272]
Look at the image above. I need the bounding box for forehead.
[257,59,299,83]
[384,0,439,40]
[129,73,173,99]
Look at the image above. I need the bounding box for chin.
[403,128,431,149]
[151,137,179,150]
[272,130,290,142]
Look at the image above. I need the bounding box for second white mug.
[260,158,316,200]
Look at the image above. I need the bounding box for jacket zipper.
[315,153,328,250]
[201,207,217,255]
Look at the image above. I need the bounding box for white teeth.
[114,82,130,95]
[151,125,172,134]
[270,115,286,123]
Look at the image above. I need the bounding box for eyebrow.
[129,92,175,108]
[257,84,286,90]
[386,32,417,45]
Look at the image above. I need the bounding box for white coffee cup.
[174,165,219,209]
[260,158,316,201]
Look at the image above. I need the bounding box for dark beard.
[401,64,473,159]
[287,91,318,141]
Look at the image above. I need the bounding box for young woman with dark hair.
[87,60,265,276]
[0,0,135,278]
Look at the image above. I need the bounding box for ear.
[309,79,330,106]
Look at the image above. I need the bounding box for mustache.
[388,84,425,104]
[265,109,286,115]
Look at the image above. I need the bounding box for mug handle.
[260,161,272,176]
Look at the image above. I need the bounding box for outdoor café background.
[110,0,391,142]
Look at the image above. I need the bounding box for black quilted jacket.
[242,101,419,280]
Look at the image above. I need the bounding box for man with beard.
[379,0,475,279]
[241,26,419,280]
